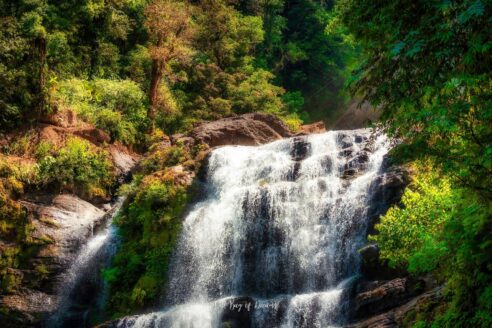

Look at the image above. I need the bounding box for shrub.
[141,145,189,174]
[371,161,492,327]
[105,169,189,316]
[4,131,36,156]
[34,140,53,159]
[96,108,138,146]
[37,137,114,197]
[52,78,148,146]
[281,113,302,132]
[370,164,455,272]
[0,157,33,294]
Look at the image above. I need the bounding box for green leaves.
[458,0,485,23]
[371,164,456,270]
[20,11,46,39]
[390,41,405,57]
[37,137,114,197]
[52,78,148,146]
[106,168,189,315]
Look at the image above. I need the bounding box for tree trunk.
[34,36,47,119]
[148,58,163,131]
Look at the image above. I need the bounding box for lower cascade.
[116,129,390,328]
[47,198,125,327]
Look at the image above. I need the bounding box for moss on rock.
[105,166,192,317]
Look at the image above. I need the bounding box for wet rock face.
[352,278,425,320]
[336,134,414,328]
[177,113,292,148]
[366,163,409,235]
[332,131,376,180]
[21,194,106,274]
[0,194,117,327]
[359,244,407,281]
[289,137,311,181]
[220,297,255,328]
[347,287,443,328]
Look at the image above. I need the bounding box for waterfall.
[116,129,389,328]
[47,197,125,327]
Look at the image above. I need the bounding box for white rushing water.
[117,129,390,328]
[48,198,125,327]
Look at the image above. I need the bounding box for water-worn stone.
[359,244,407,281]
[354,278,413,319]
[348,287,443,328]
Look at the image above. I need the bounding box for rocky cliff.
[1,113,430,328]
[0,111,139,327]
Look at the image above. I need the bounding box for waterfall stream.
[116,129,390,328]
[47,198,125,327]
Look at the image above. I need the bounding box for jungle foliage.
[0,0,356,138]
[0,0,356,318]
[104,145,192,317]
[337,0,492,326]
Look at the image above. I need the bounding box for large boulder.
[176,113,292,148]
[351,278,425,320]
[0,194,108,327]
[108,143,140,178]
[366,161,409,235]
[359,244,408,281]
[347,287,443,328]
[21,194,106,271]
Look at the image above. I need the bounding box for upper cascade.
[114,129,390,328]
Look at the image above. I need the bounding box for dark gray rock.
[347,287,443,328]
[353,278,415,319]
[1,194,108,327]
[221,296,255,328]
[359,244,407,281]
[366,164,409,235]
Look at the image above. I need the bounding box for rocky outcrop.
[359,244,407,281]
[352,278,426,320]
[348,287,443,328]
[342,136,419,327]
[366,161,409,235]
[21,194,106,272]
[0,111,140,328]
[298,121,326,135]
[108,143,140,177]
[1,195,109,327]
[173,113,292,148]
[351,249,441,328]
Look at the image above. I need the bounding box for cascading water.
[47,198,125,327]
[116,129,390,328]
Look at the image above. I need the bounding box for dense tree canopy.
[0,0,356,136]
[337,1,492,326]
[338,0,492,195]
